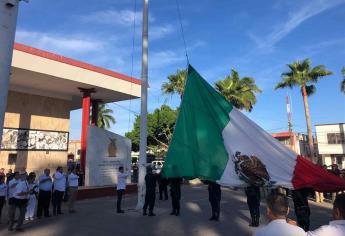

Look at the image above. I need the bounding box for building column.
[91,99,102,127]
[78,88,95,176]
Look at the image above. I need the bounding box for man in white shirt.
[307,193,345,236]
[7,172,20,205]
[52,166,66,216]
[117,166,129,213]
[253,192,306,236]
[37,169,52,218]
[8,171,29,232]
[67,168,79,213]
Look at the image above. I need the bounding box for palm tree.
[275,58,332,163]
[215,69,262,112]
[161,69,187,98]
[90,104,116,129]
[341,67,345,94]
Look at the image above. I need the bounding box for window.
[327,133,345,144]
[8,153,17,165]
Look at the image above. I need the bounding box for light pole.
[136,0,149,209]
[0,0,21,145]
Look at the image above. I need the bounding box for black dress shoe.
[209,216,216,221]
[15,228,24,232]
[148,213,156,216]
[58,212,64,215]
[117,210,125,213]
[143,211,147,216]
[170,211,176,215]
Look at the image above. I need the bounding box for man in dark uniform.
[245,185,261,227]
[208,181,221,221]
[157,173,168,200]
[292,188,311,231]
[169,178,182,216]
[143,167,157,216]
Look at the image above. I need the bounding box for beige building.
[315,123,345,169]
[68,140,81,161]
[271,131,311,156]
[0,43,141,174]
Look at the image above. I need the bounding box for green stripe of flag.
[163,65,233,181]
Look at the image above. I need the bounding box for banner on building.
[85,125,132,187]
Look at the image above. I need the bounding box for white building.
[315,123,345,169]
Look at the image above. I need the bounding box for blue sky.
[15,0,345,140]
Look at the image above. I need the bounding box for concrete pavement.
[0,185,333,236]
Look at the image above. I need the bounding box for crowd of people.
[117,165,344,236]
[1,164,344,235]
[0,166,79,232]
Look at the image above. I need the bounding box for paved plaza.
[0,185,333,236]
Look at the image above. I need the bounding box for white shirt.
[253,219,306,236]
[14,180,29,200]
[53,172,66,191]
[28,182,39,199]
[68,173,79,187]
[8,179,19,198]
[307,220,345,236]
[39,174,53,191]
[117,172,129,190]
[0,183,7,198]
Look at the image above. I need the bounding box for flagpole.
[136,0,149,209]
[0,0,20,146]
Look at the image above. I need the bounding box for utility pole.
[137,0,149,209]
[286,95,295,151]
[0,0,21,145]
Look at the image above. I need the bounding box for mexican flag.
[163,65,345,192]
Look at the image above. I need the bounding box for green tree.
[341,67,345,94]
[275,58,332,163]
[125,105,177,157]
[215,69,262,112]
[91,104,116,129]
[161,69,187,98]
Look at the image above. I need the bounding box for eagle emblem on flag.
[233,151,274,187]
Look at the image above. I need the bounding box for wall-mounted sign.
[1,127,69,151]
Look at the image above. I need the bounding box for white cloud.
[150,24,174,40]
[250,0,345,49]
[150,50,185,69]
[80,9,154,26]
[15,30,104,54]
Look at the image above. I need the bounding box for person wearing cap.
[8,171,29,232]
[67,168,79,213]
[0,175,7,224]
[52,166,66,216]
[37,168,53,218]
[116,166,129,213]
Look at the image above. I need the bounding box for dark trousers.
[210,199,220,219]
[295,206,310,231]
[117,189,124,211]
[247,198,260,218]
[0,196,5,221]
[37,190,51,217]
[171,196,180,213]
[52,190,64,215]
[159,185,168,200]
[8,200,27,230]
[143,189,156,213]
